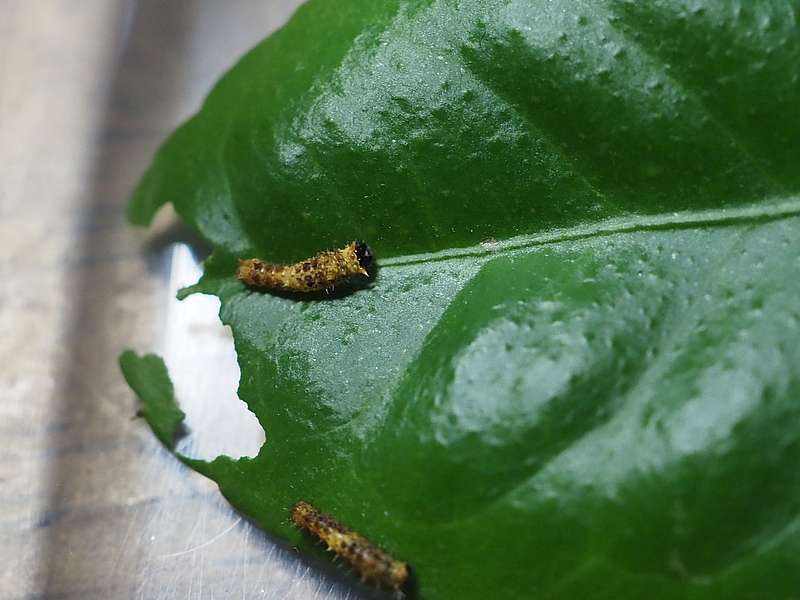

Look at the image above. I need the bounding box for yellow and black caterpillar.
[291,500,410,592]
[237,240,374,293]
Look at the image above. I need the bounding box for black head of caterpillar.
[354,240,374,271]
[291,500,410,593]
[237,240,376,294]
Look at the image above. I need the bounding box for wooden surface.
[0,2,378,598]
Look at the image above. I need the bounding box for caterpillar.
[291,500,410,592]
[237,240,374,293]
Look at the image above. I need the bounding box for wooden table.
[0,2,377,598]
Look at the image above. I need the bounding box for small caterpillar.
[237,240,374,293]
[291,500,409,592]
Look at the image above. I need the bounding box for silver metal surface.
[0,2,380,598]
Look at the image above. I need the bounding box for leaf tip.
[119,350,186,450]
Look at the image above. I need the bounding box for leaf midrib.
[380,195,800,267]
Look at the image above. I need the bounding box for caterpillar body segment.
[291,500,409,592]
[237,240,374,293]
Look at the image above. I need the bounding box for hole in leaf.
[161,243,264,460]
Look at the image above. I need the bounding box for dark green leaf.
[122,1,800,598]
[119,351,185,449]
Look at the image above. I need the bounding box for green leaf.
[122,1,800,598]
[119,351,185,449]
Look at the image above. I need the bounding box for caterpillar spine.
[237,240,374,293]
[291,500,409,592]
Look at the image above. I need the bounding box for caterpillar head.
[354,240,375,276]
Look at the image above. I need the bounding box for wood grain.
[0,2,379,599]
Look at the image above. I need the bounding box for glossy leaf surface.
[122,1,800,598]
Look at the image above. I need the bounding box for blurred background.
[0,2,380,598]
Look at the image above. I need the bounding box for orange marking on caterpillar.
[291,500,409,592]
[237,241,374,293]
